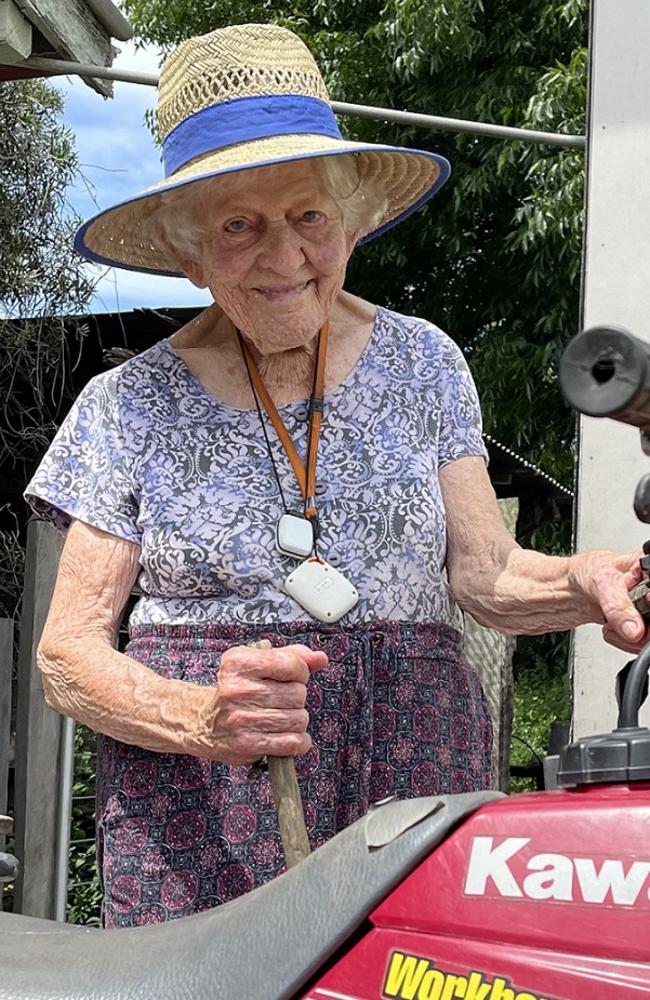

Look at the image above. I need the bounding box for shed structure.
[0,0,131,96]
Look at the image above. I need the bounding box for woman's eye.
[301,210,322,224]
[225,219,248,233]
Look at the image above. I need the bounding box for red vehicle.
[305,783,650,1000]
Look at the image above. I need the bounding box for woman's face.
[181,160,358,354]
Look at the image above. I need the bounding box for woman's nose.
[257,221,306,273]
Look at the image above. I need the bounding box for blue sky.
[60,40,212,315]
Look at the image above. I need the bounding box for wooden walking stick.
[248,640,311,868]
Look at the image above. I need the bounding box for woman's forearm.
[36,521,320,766]
[441,458,645,646]
[36,522,219,757]
[450,543,607,635]
[37,638,218,757]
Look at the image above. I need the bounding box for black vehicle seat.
[0,791,501,1000]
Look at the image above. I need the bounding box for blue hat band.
[162,94,343,177]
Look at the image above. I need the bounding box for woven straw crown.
[74,23,451,276]
[158,24,330,140]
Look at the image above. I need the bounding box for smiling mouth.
[253,280,314,301]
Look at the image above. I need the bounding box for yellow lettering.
[384,952,430,999]
[417,968,445,1000]
[383,952,548,1000]
[465,972,492,1000]
[490,978,515,1000]
[441,974,468,999]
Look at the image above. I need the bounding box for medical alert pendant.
[276,512,315,558]
[285,558,359,623]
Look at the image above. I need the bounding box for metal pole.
[22,56,158,87]
[334,100,585,149]
[53,718,75,922]
[85,0,133,42]
[19,56,585,150]
[573,0,650,735]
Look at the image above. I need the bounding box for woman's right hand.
[202,643,328,765]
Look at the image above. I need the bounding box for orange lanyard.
[234,321,329,521]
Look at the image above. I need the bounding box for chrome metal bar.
[20,57,585,149]
[53,717,75,923]
[334,100,585,149]
[21,56,159,86]
[85,0,133,41]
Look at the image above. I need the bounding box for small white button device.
[276,513,314,558]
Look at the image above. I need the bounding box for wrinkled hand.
[570,548,650,652]
[205,643,328,765]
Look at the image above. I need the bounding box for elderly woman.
[26,24,647,928]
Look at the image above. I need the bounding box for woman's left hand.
[570,548,650,652]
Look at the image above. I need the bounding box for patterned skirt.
[95,620,493,928]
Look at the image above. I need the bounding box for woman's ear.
[179,256,208,288]
[345,228,361,255]
[156,229,207,286]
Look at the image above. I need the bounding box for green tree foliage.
[0,79,92,473]
[67,727,102,925]
[0,79,92,623]
[510,643,571,791]
[124,0,587,483]
[0,78,93,914]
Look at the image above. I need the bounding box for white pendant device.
[285,558,359,623]
[276,513,315,558]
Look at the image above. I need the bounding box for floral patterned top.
[25,306,487,630]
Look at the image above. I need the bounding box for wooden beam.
[13,519,63,919]
[14,0,114,96]
[0,0,32,63]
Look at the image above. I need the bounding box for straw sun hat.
[75,23,451,277]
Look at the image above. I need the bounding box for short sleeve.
[436,336,488,468]
[24,372,141,542]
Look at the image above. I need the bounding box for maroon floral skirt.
[95,620,493,928]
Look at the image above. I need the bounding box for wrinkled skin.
[574,548,649,652]
[441,457,649,654]
[180,160,357,366]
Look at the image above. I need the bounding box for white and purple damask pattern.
[25,306,487,630]
[96,620,493,928]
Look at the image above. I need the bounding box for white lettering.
[465,836,650,908]
[573,858,650,905]
[523,853,574,901]
[464,837,529,897]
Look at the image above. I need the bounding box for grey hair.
[146,154,387,271]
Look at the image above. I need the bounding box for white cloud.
[112,38,163,76]
[62,40,160,209]
[60,40,210,313]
